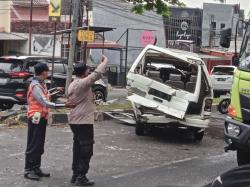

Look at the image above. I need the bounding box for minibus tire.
[135,122,145,136]
[194,130,204,142]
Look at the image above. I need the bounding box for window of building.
[221,23,225,29]
[211,22,216,30]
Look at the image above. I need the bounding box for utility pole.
[51,22,57,88]
[29,0,33,56]
[124,29,129,86]
[65,0,81,95]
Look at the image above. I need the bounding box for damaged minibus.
[127,45,213,141]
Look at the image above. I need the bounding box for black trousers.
[70,124,94,176]
[25,118,47,171]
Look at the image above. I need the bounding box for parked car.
[127,45,213,141]
[210,65,236,97]
[48,63,108,102]
[0,56,108,110]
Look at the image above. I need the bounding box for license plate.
[217,78,226,81]
[0,78,8,85]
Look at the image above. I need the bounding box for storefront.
[0,32,27,56]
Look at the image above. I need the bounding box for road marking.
[112,156,199,179]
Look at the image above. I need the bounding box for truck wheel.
[0,103,14,111]
[135,122,145,136]
[237,149,250,166]
[194,130,204,142]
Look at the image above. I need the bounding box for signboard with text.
[77,30,95,42]
[49,0,62,22]
[140,31,156,47]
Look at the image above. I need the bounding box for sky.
[182,0,250,17]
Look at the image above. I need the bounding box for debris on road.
[0,107,27,127]
[104,111,136,125]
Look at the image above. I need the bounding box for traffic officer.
[67,55,108,186]
[24,63,74,181]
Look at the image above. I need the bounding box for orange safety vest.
[27,82,50,120]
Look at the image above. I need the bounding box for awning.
[87,41,123,49]
[54,26,116,35]
[0,33,27,41]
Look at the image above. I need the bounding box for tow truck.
[221,19,250,165]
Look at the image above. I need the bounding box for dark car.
[48,63,108,102]
[0,56,108,110]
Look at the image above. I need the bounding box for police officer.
[67,55,108,186]
[24,63,74,181]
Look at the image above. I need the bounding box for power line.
[94,4,164,27]
[95,0,163,21]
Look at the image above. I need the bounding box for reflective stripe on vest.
[27,83,50,119]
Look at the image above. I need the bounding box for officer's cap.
[74,63,89,77]
[34,63,49,75]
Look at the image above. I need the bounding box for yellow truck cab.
[221,20,250,165]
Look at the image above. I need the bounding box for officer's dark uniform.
[24,63,62,181]
[67,59,108,186]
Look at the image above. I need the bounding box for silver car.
[210,65,236,96]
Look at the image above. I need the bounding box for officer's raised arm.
[82,55,108,87]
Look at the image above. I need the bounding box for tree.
[125,0,185,17]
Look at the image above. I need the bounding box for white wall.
[0,1,10,32]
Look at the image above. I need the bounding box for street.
[0,0,249,186]
[0,117,237,187]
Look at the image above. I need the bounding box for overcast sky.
[182,0,250,17]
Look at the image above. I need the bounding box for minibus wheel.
[135,122,145,136]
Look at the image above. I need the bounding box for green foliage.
[126,0,185,17]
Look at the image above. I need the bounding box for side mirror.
[220,28,232,48]
[232,55,239,67]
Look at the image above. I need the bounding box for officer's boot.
[24,169,40,181]
[75,175,95,186]
[33,158,50,177]
[24,158,40,181]
[34,168,51,177]
[70,171,79,184]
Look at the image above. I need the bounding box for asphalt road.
[0,117,237,187]
[107,88,128,102]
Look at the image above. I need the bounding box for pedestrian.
[24,62,74,181]
[67,55,108,186]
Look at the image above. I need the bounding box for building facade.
[92,0,165,65]
[9,0,71,56]
[202,3,244,48]
[164,7,203,52]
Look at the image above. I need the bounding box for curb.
[17,105,220,126]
